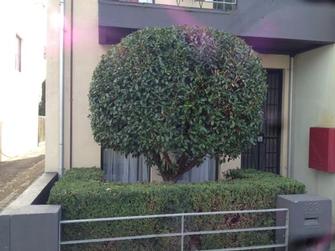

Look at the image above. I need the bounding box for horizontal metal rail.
[196,0,237,4]
[61,232,182,245]
[60,208,287,224]
[202,243,287,251]
[185,225,287,236]
[60,208,289,251]
[127,0,238,11]
[60,225,287,245]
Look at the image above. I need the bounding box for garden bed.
[48,168,304,251]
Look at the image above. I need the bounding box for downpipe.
[59,0,65,176]
[287,57,294,178]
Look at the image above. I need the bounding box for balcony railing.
[117,0,237,12]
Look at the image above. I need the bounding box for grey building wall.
[99,0,335,53]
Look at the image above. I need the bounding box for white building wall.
[291,44,335,215]
[0,0,46,160]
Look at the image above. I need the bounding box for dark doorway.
[241,69,283,174]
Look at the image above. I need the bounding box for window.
[176,157,217,183]
[103,149,150,183]
[103,149,217,183]
[138,0,153,3]
[15,35,22,72]
[213,0,235,11]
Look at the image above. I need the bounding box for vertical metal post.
[181,215,184,251]
[284,210,289,251]
[287,57,294,178]
[59,221,61,251]
[59,0,65,177]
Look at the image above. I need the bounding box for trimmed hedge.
[48,169,305,251]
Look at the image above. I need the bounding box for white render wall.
[0,0,46,160]
[291,44,335,216]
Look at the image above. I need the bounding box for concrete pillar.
[0,205,61,251]
[0,214,10,251]
[277,194,332,251]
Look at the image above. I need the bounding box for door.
[241,69,283,174]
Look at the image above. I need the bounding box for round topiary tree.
[89,26,267,182]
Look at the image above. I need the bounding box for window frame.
[15,34,22,72]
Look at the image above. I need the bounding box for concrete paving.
[0,146,45,211]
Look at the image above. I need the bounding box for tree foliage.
[89,26,267,182]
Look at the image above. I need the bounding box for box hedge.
[48,168,305,251]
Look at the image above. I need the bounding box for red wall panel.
[309,127,335,173]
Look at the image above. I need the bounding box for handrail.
[60,208,289,251]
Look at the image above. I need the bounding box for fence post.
[285,210,289,251]
[181,214,184,251]
[277,194,332,251]
[0,214,10,251]
[0,205,61,251]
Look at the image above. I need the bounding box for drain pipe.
[287,56,294,178]
[59,0,65,176]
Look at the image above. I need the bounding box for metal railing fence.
[116,0,238,11]
[60,208,289,251]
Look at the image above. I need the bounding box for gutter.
[59,0,65,176]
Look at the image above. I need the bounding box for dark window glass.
[214,0,234,11]
[103,149,217,183]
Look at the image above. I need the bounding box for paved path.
[0,148,45,211]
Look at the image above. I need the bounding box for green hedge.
[48,169,305,251]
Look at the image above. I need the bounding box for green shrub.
[89,26,267,182]
[49,168,304,251]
